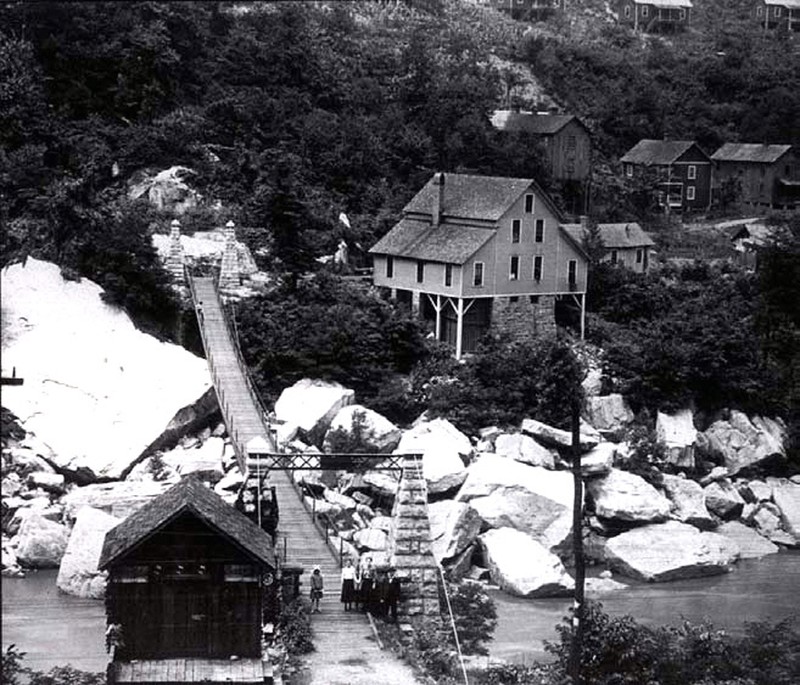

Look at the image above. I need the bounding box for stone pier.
[388,455,440,618]
[218,220,241,293]
[166,219,185,284]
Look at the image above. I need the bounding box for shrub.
[324,409,380,453]
[278,598,315,655]
[441,580,498,656]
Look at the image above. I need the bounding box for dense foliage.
[1,646,104,685]
[442,580,498,656]
[277,598,315,656]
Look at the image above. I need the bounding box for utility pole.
[568,397,585,685]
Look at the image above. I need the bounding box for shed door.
[161,580,210,657]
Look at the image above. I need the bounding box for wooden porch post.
[435,294,442,342]
[455,298,464,361]
[580,292,586,341]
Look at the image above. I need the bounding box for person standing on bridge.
[340,558,356,611]
[310,566,324,613]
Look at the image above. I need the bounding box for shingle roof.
[99,476,276,570]
[711,143,792,164]
[621,140,701,165]
[404,173,557,222]
[636,0,692,6]
[490,110,584,136]
[369,218,494,264]
[562,222,656,249]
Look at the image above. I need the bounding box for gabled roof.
[99,476,275,570]
[635,0,692,6]
[711,143,792,164]
[490,110,586,136]
[765,0,800,7]
[621,140,705,165]
[369,218,494,264]
[403,173,564,223]
[562,222,656,249]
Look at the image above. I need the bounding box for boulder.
[494,433,556,468]
[56,507,120,598]
[716,521,778,559]
[2,537,23,577]
[360,471,400,500]
[770,531,798,547]
[353,528,388,551]
[428,468,468,497]
[586,469,670,523]
[661,474,715,530]
[479,528,573,597]
[656,409,697,468]
[772,480,800,538]
[752,503,782,537]
[2,472,23,497]
[700,466,730,486]
[323,489,357,510]
[585,576,628,595]
[428,500,482,563]
[274,379,355,444]
[323,405,401,454]
[700,411,785,476]
[26,471,66,495]
[128,165,200,214]
[580,442,616,477]
[162,437,225,482]
[604,521,739,582]
[304,496,338,516]
[739,480,772,504]
[703,479,745,520]
[15,513,70,568]
[213,469,245,495]
[582,366,603,397]
[520,417,599,451]
[584,394,634,433]
[395,419,469,492]
[369,516,393,532]
[61,481,171,521]
[446,543,477,581]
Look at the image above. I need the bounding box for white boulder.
[656,409,697,468]
[324,489,357,510]
[587,469,670,523]
[580,442,616,477]
[2,472,23,497]
[494,433,555,468]
[480,528,573,597]
[703,479,745,520]
[661,474,715,530]
[56,507,120,598]
[353,528,388,551]
[360,471,400,499]
[428,500,482,563]
[584,394,634,433]
[752,504,782,538]
[395,418,469,492]
[62,480,171,521]
[162,437,225,481]
[128,165,200,214]
[274,379,355,443]
[323,405,401,453]
[700,411,785,476]
[740,480,772,504]
[605,521,740,582]
[520,417,598,451]
[717,521,778,559]
[772,480,800,539]
[15,513,70,568]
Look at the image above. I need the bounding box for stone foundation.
[491,294,556,341]
[388,456,440,618]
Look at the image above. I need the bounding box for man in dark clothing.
[385,569,401,622]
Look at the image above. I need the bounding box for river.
[2,552,800,673]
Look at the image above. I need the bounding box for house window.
[416,260,425,283]
[509,296,519,303]
[568,260,577,287]
[534,219,545,243]
[567,135,576,150]
[757,5,763,16]
[473,262,484,287]
[686,186,696,200]
[642,5,649,17]
[224,564,259,582]
[114,566,149,584]
[775,6,781,16]
[679,8,686,18]
[610,250,618,264]
[533,255,543,282]
[511,219,521,243]
[530,295,540,303]
[509,256,519,280]
[444,263,453,287]
[688,165,697,180]
[636,249,643,264]
[625,163,633,177]
[525,194,535,213]
[624,5,631,18]
[386,256,394,279]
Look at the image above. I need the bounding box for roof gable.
[99,477,275,570]
[711,143,792,164]
[621,139,708,165]
[490,110,586,136]
[369,218,494,264]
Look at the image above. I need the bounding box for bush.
[441,580,498,656]
[278,598,315,655]
[324,409,380,453]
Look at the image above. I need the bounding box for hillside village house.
[618,0,693,31]
[370,172,588,359]
[753,0,800,30]
[488,0,564,21]
[100,477,277,684]
[621,139,712,213]
[711,143,799,210]
[563,219,656,273]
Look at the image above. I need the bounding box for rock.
[428,468,468,497]
[604,521,739,582]
[656,409,697,468]
[274,379,355,444]
[717,521,779,559]
[520,417,598,451]
[700,411,785,476]
[323,405,401,453]
[446,544,477,581]
[213,469,244,495]
[2,539,23,577]
[2,472,22,497]
[26,471,66,495]
[583,530,608,564]
[479,426,502,443]
[15,513,70,568]
[128,165,200,214]
[5,444,56,474]
[62,481,171,521]
[324,489,357,510]
[586,577,628,595]
[587,469,670,523]
[162,437,225,482]
[465,565,490,582]
[494,433,556,468]
[740,480,772,504]
[479,528,573,597]
[360,471,400,500]
[769,531,798,547]
[704,479,745,520]
[395,419,469,492]
[353,528,388,551]
[584,394,634,433]
[792,475,800,486]
[56,507,120,598]
[580,442,616,477]
[582,366,603,397]
[369,515,393,532]
[700,466,729,486]
[304,496,338,516]
[772,480,800,538]
[661,474,715,530]
[428,501,482,563]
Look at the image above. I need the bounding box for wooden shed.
[99,477,277,683]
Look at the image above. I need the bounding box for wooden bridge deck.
[113,657,270,683]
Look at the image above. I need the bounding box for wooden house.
[100,477,277,684]
[490,110,592,184]
[489,0,564,21]
[711,143,799,210]
[753,0,800,31]
[369,172,588,359]
[618,0,692,31]
[620,139,712,213]
[563,219,656,273]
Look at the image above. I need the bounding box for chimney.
[625,224,631,237]
[432,173,445,227]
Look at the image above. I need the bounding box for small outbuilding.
[563,219,656,273]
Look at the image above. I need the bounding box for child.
[310,566,324,613]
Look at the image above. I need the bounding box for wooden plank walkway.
[113,657,269,683]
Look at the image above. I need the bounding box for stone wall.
[491,295,556,341]
[388,456,440,617]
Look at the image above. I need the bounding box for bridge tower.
[166,219,185,284]
[218,220,241,293]
[388,455,440,617]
